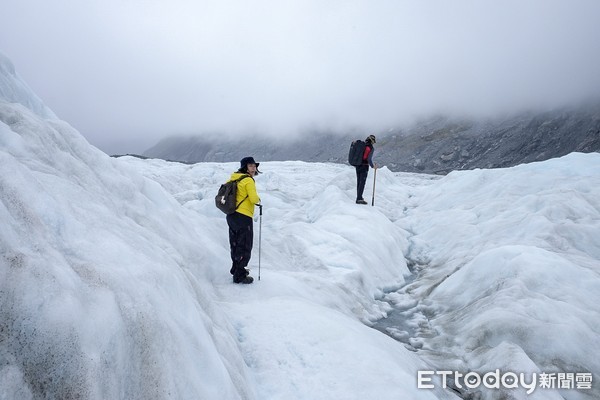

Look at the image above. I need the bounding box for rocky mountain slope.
[142,104,600,174]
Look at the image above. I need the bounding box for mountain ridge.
[143,104,600,174]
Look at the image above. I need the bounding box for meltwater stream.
[369,259,469,400]
[371,257,437,349]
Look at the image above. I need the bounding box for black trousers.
[226,212,254,280]
[355,164,369,201]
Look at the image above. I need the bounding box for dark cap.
[239,156,261,173]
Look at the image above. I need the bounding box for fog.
[2,0,600,154]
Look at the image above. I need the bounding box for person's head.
[366,134,376,145]
[238,156,261,176]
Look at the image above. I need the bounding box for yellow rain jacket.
[228,172,260,218]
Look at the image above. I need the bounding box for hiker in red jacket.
[356,135,377,204]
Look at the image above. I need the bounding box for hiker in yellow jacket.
[227,156,261,284]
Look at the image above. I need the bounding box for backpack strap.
[234,174,252,210]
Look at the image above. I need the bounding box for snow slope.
[388,153,600,399]
[2,51,600,400]
[0,58,252,399]
[0,52,55,120]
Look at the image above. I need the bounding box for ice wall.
[0,52,251,399]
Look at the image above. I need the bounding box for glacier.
[1,51,599,400]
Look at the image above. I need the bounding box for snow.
[0,52,56,120]
[2,51,600,400]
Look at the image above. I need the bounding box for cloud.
[2,0,600,153]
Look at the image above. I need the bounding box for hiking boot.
[356,199,368,205]
[233,275,254,284]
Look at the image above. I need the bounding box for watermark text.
[418,370,593,394]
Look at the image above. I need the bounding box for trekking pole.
[371,166,377,206]
[258,204,263,280]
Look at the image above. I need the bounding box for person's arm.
[367,148,375,168]
[245,178,261,205]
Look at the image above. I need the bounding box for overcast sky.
[2,0,600,154]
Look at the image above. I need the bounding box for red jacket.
[362,145,374,167]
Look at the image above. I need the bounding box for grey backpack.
[215,175,250,214]
[348,139,366,166]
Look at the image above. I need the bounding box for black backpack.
[215,175,251,214]
[348,140,366,166]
